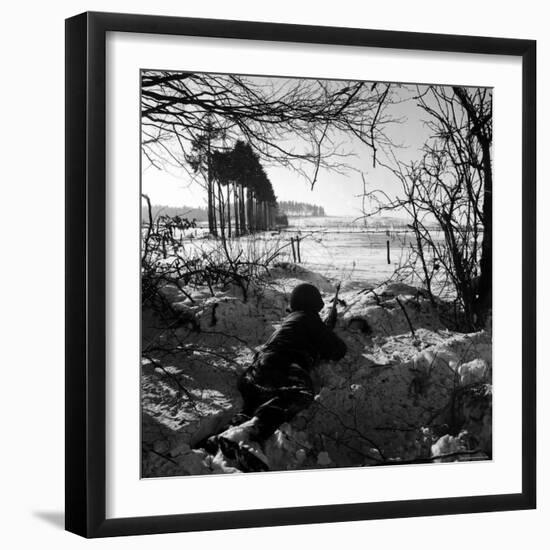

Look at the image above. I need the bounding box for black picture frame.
[65,11,536,538]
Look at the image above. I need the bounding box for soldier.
[210,283,347,471]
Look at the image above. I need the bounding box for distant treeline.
[141,204,208,222]
[278,201,326,217]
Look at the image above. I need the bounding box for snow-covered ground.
[163,216,450,294]
[279,228,429,288]
[141,256,492,477]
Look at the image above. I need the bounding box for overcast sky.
[141,81,442,217]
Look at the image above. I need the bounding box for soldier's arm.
[315,318,347,361]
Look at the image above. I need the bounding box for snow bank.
[141,267,492,476]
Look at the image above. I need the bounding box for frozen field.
[279,227,424,287]
[282,216,447,290]
[159,216,449,293]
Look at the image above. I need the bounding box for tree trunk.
[226,184,232,238]
[207,182,213,234]
[246,187,254,233]
[239,185,246,233]
[452,86,492,326]
[206,134,216,236]
[233,183,239,236]
[217,180,225,239]
[475,138,492,325]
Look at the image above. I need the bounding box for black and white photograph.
[140,72,493,477]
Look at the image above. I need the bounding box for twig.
[142,354,195,402]
[315,400,386,461]
[395,296,416,339]
[144,446,179,466]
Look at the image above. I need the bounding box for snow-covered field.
[170,216,448,292]
[280,228,427,288]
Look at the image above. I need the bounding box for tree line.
[140,204,208,222]
[278,201,326,217]
[187,133,277,238]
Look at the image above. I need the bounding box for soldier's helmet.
[289,283,324,313]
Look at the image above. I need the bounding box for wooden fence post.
[386,240,390,264]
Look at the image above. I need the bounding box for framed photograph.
[65,11,536,538]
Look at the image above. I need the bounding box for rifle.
[324,282,341,330]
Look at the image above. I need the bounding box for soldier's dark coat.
[237,310,347,439]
